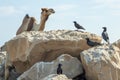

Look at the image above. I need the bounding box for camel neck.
[39,16,48,31]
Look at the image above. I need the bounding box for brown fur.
[27,17,36,31]
[38,8,55,31]
[16,8,55,35]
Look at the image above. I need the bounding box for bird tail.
[107,40,110,44]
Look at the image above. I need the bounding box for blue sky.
[0,0,120,46]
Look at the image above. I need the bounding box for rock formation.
[5,30,102,75]
[2,6,120,80]
[0,51,6,65]
[80,44,120,80]
[112,39,120,49]
[0,50,6,80]
[16,8,55,35]
[17,54,83,80]
[41,74,72,80]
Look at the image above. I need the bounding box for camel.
[5,8,55,80]
[16,8,55,35]
[38,8,55,31]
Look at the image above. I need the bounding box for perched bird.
[102,27,110,44]
[73,21,85,30]
[57,63,62,74]
[86,38,101,47]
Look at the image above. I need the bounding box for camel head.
[47,8,55,15]
[41,8,55,20]
[38,8,55,31]
[41,8,55,15]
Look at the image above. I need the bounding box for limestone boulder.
[80,44,120,80]
[0,51,6,80]
[112,39,120,49]
[17,54,82,80]
[0,51,6,65]
[0,52,6,79]
[5,30,102,73]
[41,74,72,80]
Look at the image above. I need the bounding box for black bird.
[57,63,62,74]
[73,21,85,30]
[86,38,101,47]
[102,27,110,44]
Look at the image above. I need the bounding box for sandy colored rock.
[51,75,72,80]
[41,74,72,80]
[5,30,102,73]
[112,39,120,49]
[0,51,6,65]
[17,54,82,80]
[0,51,6,80]
[80,44,120,80]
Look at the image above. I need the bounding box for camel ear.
[41,8,44,11]
[41,8,48,12]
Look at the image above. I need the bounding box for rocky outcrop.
[0,51,6,65]
[5,30,102,73]
[41,74,72,80]
[80,44,120,80]
[0,51,6,80]
[17,54,82,80]
[112,39,120,49]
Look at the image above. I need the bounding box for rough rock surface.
[0,51,6,65]
[41,74,72,80]
[80,44,120,80]
[0,51,6,80]
[17,54,83,80]
[5,30,102,73]
[112,39,120,49]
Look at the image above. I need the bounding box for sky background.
[0,0,120,46]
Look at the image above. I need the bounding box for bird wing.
[102,32,109,42]
[75,23,80,28]
[104,32,109,40]
[76,23,85,30]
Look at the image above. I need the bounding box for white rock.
[41,74,72,80]
[17,54,83,80]
[5,30,102,73]
[80,44,120,80]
